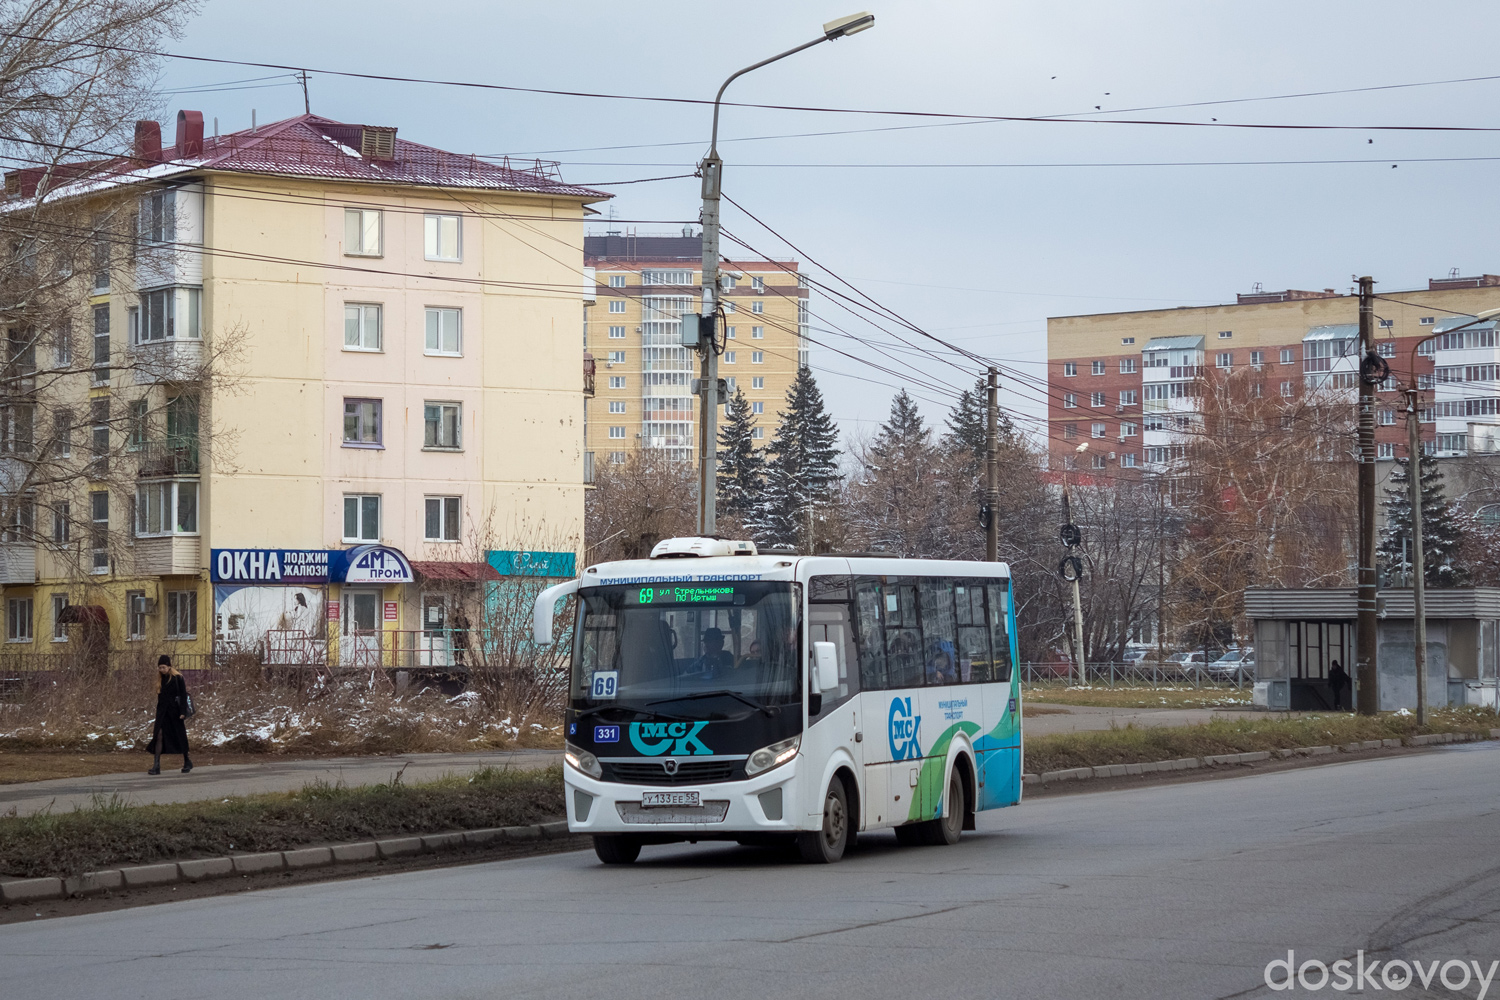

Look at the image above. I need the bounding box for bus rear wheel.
[797,778,849,864]
[897,768,965,846]
[593,834,642,865]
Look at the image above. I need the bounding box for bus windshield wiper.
[645,690,780,717]
[572,705,691,724]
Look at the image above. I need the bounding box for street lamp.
[692,13,876,536]
[1401,306,1500,724]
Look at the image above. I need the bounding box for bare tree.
[585,451,698,562]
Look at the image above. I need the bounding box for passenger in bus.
[926,640,958,685]
[737,639,764,675]
[692,627,736,677]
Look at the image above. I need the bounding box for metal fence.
[1020,662,1257,689]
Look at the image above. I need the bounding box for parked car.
[1208,648,1256,680]
[1165,650,1215,679]
[1121,649,1150,664]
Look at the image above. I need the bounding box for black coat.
[1329,665,1350,693]
[147,674,190,756]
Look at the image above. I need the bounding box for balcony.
[0,541,35,585]
[132,535,200,576]
[136,438,199,477]
[127,338,203,385]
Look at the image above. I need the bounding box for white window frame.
[1091,422,1107,439]
[1063,393,1077,408]
[1091,361,1106,375]
[166,590,197,639]
[752,327,764,339]
[751,301,764,314]
[608,426,626,439]
[344,208,382,257]
[1090,392,1105,407]
[608,275,627,288]
[424,307,462,357]
[751,377,764,389]
[423,213,462,262]
[608,376,626,389]
[1119,390,1138,406]
[608,300,626,314]
[751,276,764,290]
[608,351,625,364]
[137,287,201,343]
[90,490,108,574]
[1280,348,1295,364]
[725,351,737,364]
[51,593,67,642]
[751,351,764,364]
[424,496,461,542]
[343,398,383,448]
[134,480,198,536]
[423,401,462,450]
[751,427,765,439]
[1120,453,1138,468]
[608,400,626,414]
[608,326,626,339]
[1063,362,1077,377]
[752,401,764,414]
[1121,422,1137,437]
[1119,358,1137,374]
[344,303,382,352]
[7,597,34,642]
[343,494,381,542]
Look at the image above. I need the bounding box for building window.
[752,326,764,339]
[1280,348,1294,365]
[1063,362,1077,377]
[725,351,736,364]
[751,427,765,440]
[51,409,72,458]
[1378,318,1394,329]
[343,398,382,447]
[423,402,461,450]
[424,496,461,542]
[608,451,626,463]
[125,590,146,640]
[1091,454,1107,469]
[1119,358,1137,374]
[1280,381,1293,397]
[165,590,197,639]
[88,398,106,465]
[424,307,461,356]
[1216,352,1233,369]
[1063,423,1077,439]
[1436,433,1467,454]
[134,481,198,535]
[751,301,764,314]
[137,287,201,342]
[423,213,461,261]
[726,327,737,340]
[725,377,737,390]
[608,300,626,314]
[608,400,626,414]
[608,275,627,288]
[1250,351,1264,367]
[51,502,69,544]
[1377,442,1395,460]
[1251,382,1263,397]
[343,494,380,542]
[1379,408,1395,426]
[1121,422,1137,437]
[92,305,109,384]
[751,351,764,364]
[1062,393,1077,408]
[1419,316,1434,326]
[1218,331,1233,339]
[608,351,625,363]
[3,501,33,543]
[344,303,382,351]
[608,426,625,439]
[90,490,108,573]
[6,597,32,642]
[126,399,147,451]
[752,276,764,290]
[344,208,382,256]
[53,320,72,367]
[751,377,764,389]
[1119,390,1138,406]
[1120,453,1138,468]
[751,401,764,414]
[724,301,736,313]
[1377,341,1395,358]
[1091,422,1107,438]
[1090,392,1105,407]
[51,594,67,641]
[1091,361,1106,375]
[608,326,626,339]
[608,376,625,389]
[140,190,173,243]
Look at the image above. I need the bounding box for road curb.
[1023,731,1493,789]
[1,819,576,903]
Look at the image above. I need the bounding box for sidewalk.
[1023,703,1258,736]
[0,749,561,818]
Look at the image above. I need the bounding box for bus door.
[807,573,863,820]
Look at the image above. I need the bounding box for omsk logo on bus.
[888,697,923,760]
[629,721,713,756]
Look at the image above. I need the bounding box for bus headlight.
[564,743,602,779]
[745,735,800,777]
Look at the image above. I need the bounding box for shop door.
[340,590,381,666]
[420,594,450,667]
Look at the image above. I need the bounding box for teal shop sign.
[486,550,576,578]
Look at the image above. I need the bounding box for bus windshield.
[572,581,801,715]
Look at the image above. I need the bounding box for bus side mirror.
[813,641,839,692]
[532,579,580,646]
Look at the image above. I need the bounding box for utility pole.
[1355,276,1380,715]
[298,70,310,114]
[690,13,875,538]
[1060,443,1088,687]
[986,367,999,561]
[1406,388,1428,725]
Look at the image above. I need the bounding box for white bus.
[533,537,1023,864]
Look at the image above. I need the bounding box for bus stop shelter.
[1245,587,1500,711]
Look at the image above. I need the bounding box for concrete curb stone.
[63,870,123,896]
[1383,739,1402,748]
[420,833,464,852]
[331,842,378,863]
[283,847,333,870]
[119,864,179,888]
[1303,745,1335,756]
[464,827,505,845]
[1,877,63,903]
[539,821,571,838]
[231,852,285,874]
[177,858,233,881]
[376,837,423,859]
[503,825,542,841]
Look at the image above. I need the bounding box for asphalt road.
[3,745,1498,1000]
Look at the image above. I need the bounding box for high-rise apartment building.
[582,233,807,470]
[1046,276,1500,478]
[0,111,602,665]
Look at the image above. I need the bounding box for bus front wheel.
[797,778,850,864]
[593,834,642,865]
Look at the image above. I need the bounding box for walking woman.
[147,655,193,774]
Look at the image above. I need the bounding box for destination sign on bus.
[628,585,737,606]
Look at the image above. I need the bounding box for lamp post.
[1402,306,1500,724]
[693,12,875,536]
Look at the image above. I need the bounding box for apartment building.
[1046,275,1500,478]
[0,111,603,666]
[582,232,807,469]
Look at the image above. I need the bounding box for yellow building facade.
[582,233,806,470]
[1,112,603,668]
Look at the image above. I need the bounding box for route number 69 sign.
[590,671,619,700]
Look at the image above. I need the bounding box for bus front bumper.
[564,760,805,836]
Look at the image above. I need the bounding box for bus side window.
[954,581,991,683]
[810,603,859,712]
[854,578,887,690]
[885,582,923,688]
[918,578,958,686]
[986,582,1013,682]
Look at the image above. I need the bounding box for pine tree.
[854,389,947,555]
[716,389,764,522]
[1377,453,1470,587]
[944,375,1015,478]
[752,367,842,548]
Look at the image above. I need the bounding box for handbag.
[184,692,196,719]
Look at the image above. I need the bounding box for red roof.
[410,561,502,582]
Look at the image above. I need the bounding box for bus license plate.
[641,791,700,808]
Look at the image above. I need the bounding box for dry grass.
[1024,706,1500,774]
[1024,682,1254,709]
[0,656,565,756]
[0,764,566,879]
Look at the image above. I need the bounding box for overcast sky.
[158,0,1500,444]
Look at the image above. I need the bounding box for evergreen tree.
[1377,453,1469,587]
[944,376,1015,478]
[716,389,764,522]
[854,389,947,555]
[752,367,842,548]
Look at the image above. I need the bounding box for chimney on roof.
[133,120,162,163]
[175,110,204,157]
[360,126,397,161]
